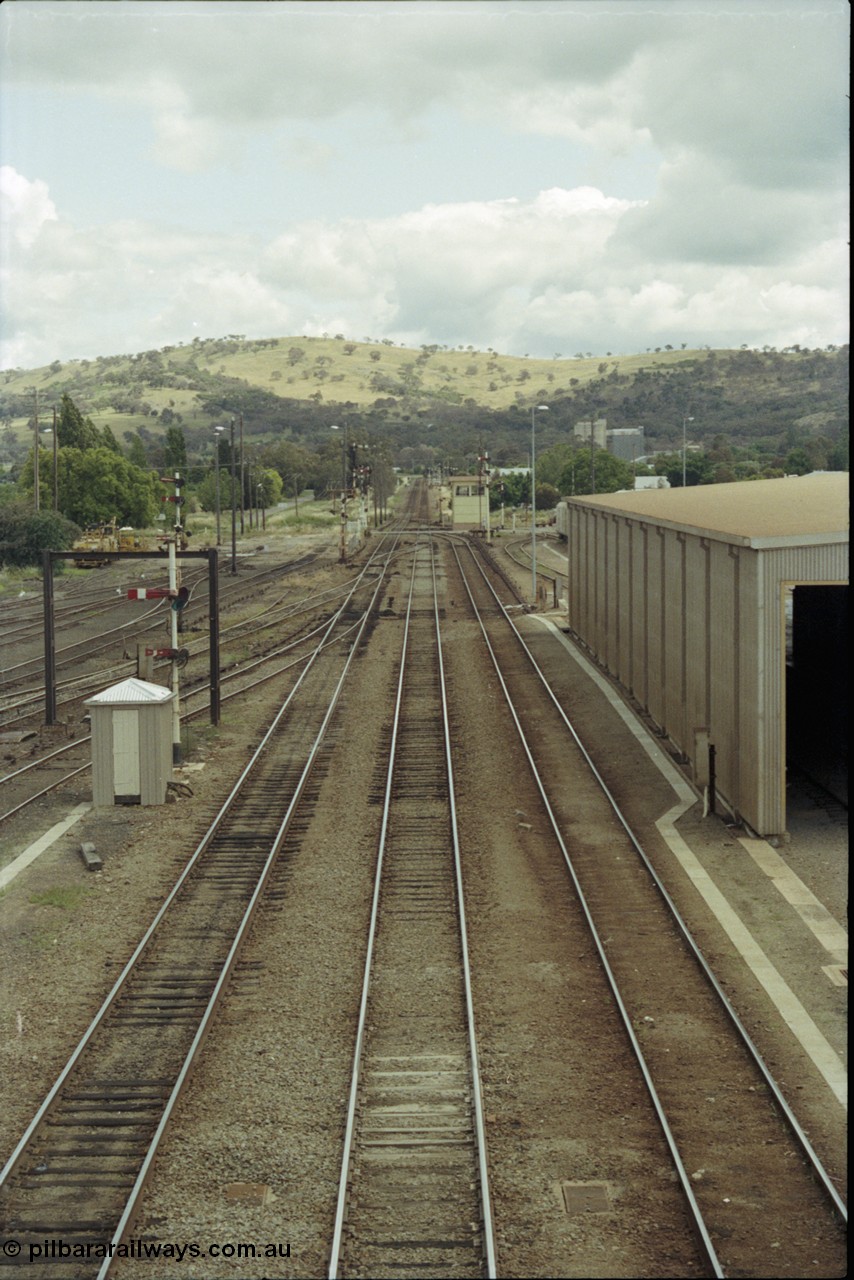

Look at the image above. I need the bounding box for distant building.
[634,475,670,490]
[573,418,608,449]
[607,427,645,461]
[447,475,487,531]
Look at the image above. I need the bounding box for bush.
[0,501,81,568]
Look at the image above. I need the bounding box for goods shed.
[563,473,848,837]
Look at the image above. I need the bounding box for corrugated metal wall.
[565,503,848,835]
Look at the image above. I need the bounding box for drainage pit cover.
[561,1181,612,1216]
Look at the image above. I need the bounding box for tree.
[58,448,159,527]
[535,482,560,510]
[495,471,530,508]
[100,424,123,454]
[256,467,283,508]
[127,433,148,469]
[195,469,239,514]
[558,449,634,495]
[164,425,188,471]
[0,500,80,567]
[784,447,812,476]
[653,450,714,487]
[56,392,100,450]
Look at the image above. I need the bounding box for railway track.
[0,551,328,727]
[0,535,399,1279]
[1,491,844,1276]
[0,545,418,833]
[448,535,846,1278]
[330,535,495,1279]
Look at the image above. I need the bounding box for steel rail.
[0,551,320,698]
[431,537,497,1279]
[0,534,400,1210]
[328,534,496,1279]
[0,561,396,829]
[96,543,397,1280]
[451,539,725,1278]
[465,539,848,1226]
[0,551,395,729]
[328,546,420,1278]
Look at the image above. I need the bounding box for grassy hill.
[1,335,848,473]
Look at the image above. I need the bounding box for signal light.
[127,586,173,600]
[145,646,190,667]
[127,586,189,606]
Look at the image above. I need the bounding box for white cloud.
[1,162,848,370]
[0,165,58,248]
[1,3,848,366]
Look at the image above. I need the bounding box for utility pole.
[52,406,58,511]
[161,471,186,765]
[230,418,237,573]
[590,418,596,494]
[213,428,223,546]
[32,388,40,512]
[239,413,245,533]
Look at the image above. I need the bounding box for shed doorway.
[785,584,848,805]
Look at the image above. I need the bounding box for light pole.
[239,413,245,534]
[590,418,596,494]
[37,430,53,509]
[682,415,694,488]
[31,387,40,512]
[531,404,548,603]
[51,407,58,511]
[213,427,224,546]
[229,418,237,574]
[330,422,348,491]
[330,424,348,562]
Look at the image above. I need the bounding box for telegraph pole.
[239,413,245,533]
[32,387,40,511]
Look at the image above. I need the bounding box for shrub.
[0,501,81,568]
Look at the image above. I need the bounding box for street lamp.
[229,418,237,573]
[330,422,349,491]
[50,406,58,511]
[38,427,55,512]
[682,415,695,487]
[30,387,40,512]
[213,427,224,546]
[531,404,548,602]
[330,424,348,562]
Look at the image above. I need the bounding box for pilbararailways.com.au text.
[3,1238,291,1264]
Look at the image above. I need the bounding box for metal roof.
[85,677,174,706]
[570,473,849,547]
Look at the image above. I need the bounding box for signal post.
[161,472,188,764]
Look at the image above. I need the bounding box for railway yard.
[0,480,847,1279]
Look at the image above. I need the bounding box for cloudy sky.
[0,0,849,370]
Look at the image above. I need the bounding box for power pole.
[32,388,40,511]
[239,413,245,533]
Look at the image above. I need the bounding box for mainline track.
[450,536,846,1278]
[329,535,496,1279]
[0,534,400,1279]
